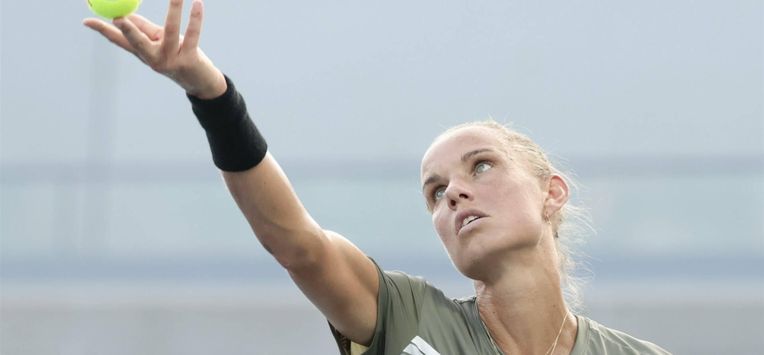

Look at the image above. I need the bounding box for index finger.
[113,17,153,57]
[127,14,163,41]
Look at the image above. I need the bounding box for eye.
[474,161,493,174]
[432,186,446,201]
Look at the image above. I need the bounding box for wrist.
[186,70,227,100]
[187,75,268,172]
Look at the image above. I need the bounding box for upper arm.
[220,153,379,345]
[289,230,379,346]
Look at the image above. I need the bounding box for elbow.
[259,224,328,271]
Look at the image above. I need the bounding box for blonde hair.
[440,119,591,312]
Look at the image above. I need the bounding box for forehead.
[420,126,506,176]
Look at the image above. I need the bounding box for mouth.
[455,210,488,235]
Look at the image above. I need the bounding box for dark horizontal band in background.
[1,154,762,184]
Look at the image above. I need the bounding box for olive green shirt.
[330,261,670,354]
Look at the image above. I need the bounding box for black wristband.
[187,75,268,172]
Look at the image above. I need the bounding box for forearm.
[222,155,326,269]
[190,76,324,269]
[87,1,380,341]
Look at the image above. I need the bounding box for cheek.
[495,184,545,228]
[431,209,451,241]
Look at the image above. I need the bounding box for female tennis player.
[84,1,671,354]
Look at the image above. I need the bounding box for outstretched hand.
[83,0,226,99]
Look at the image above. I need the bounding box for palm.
[83,0,225,99]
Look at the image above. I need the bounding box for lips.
[455,209,488,235]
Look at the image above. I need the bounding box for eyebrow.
[461,148,494,163]
[421,148,497,193]
[421,174,442,194]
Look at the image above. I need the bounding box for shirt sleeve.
[329,259,428,355]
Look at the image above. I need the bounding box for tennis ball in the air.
[87,0,142,19]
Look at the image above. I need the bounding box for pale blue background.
[1,0,763,354]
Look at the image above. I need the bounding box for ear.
[544,174,569,217]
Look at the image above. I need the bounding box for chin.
[449,233,540,281]
[450,247,505,281]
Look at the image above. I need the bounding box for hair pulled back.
[440,120,591,311]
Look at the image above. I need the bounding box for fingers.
[83,18,134,53]
[181,0,204,53]
[161,0,184,55]
[113,17,154,59]
[127,14,163,41]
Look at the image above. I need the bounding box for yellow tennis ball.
[87,0,142,19]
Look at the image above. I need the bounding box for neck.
[474,243,578,354]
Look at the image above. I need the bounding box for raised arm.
[83,0,378,344]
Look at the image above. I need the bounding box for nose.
[445,180,472,210]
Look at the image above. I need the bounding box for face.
[420,126,550,279]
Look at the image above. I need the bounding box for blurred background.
[1,0,762,354]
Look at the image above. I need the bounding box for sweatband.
[187,75,268,172]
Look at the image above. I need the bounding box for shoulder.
[383,269,428,290]
[379,269,466,319]
[350,266,482,354]
[574,316,672,355]
[380,269,430,304]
